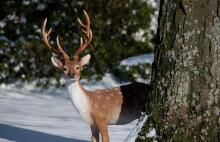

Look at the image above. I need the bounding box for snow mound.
[83,73,122,90]
[120,53,154,66]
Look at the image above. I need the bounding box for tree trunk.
[137,0,220,141]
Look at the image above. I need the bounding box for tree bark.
[137,0,220,141]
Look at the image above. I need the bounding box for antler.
[42,18,69,60]
[72,10,93,60]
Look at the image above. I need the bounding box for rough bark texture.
[137,0,220,141]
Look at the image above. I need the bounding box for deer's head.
[42,11,92,81]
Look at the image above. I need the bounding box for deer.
[41,10,151,142]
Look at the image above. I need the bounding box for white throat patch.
[67,81,93,124]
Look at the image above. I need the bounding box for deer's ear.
[80,54,91,66]
[51,56,63,69]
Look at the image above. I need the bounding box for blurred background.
[0,0,157,87]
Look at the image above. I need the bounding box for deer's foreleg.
[95,118,109,142]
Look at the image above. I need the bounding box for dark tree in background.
[0,0,154,86]
[137,0,220,141]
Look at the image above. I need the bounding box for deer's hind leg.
[91,125,99,142]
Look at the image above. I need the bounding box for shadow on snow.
[0,124,88,142]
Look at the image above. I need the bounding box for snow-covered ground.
[0,54,154,142]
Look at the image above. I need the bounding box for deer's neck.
[66,80,92,124]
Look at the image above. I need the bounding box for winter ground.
[0,53,154,142]
[0,75,147,142]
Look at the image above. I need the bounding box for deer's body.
[67,80,149,126]
[41,11,150,142]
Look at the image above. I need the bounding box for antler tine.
[77,18,86,28]
[56,36,69,59]
[42,18,69,60]
[88,29,93,43]
[42,18,52,49]
[83,10,90,37]
[73,11,92,60]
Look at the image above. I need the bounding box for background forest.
[0,0,155,86]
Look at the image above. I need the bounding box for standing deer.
[42,11,150,142]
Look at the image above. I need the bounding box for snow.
[120,53,154,66]
[0,53,155,142]
[124,115,148,142]
[0,74,142,142]
[0,21,6,28]
[82,73,121,90]
[146,128,156,137]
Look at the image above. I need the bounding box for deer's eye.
[76,66,80,70]
[63,66,68,71]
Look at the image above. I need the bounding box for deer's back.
[88,82,151,125]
